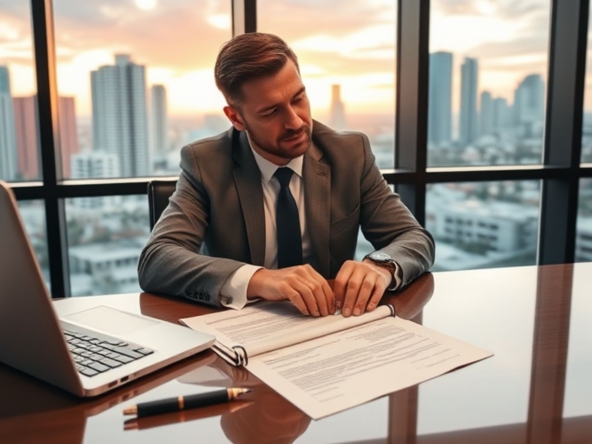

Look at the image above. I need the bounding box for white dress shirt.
[219,146,311,309]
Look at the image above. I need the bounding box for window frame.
[11,0,592,298]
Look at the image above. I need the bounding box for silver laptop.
[0,180,215,397]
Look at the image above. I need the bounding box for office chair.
[147,180,177,230]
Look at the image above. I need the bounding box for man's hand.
[334,260,391,317]
[247,265,335,317]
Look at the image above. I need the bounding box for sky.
[0,0,586,118]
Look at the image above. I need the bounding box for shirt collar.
[249,142,304,184]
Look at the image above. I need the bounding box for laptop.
[0,180,215,397]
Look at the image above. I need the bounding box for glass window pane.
[258,1,397,169]
[575,179,592,262]
[583,7,592,164]
[66,195,149,296]
[428,1,550,167]
[17,200,50,290]
[426,181,541,271]
[53,1,232,179]
[0,2,41,182]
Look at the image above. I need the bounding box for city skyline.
[428,51,545,147]
[1,0,571,118]
[0,52,551,183]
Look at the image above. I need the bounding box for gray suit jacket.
[138,120,435,307]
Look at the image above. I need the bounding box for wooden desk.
[0,264,590,443]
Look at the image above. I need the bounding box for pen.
[124,401,250,430]
[123,388,251,418]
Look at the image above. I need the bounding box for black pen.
[123,388,251,418]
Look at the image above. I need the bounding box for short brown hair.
[214,32,299,105]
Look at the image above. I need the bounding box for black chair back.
[147,180,177,230]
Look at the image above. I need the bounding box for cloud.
[0,1,29,17]
[257,0,396,79]
[0,0,564,114]
[258,0,395,41]
[433,0,547,19]
[467,37,548,59]
[53,1,232,73]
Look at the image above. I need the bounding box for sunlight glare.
[134,0,157,11]
[207,14,231,30]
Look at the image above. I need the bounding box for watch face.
[370,252,391,262]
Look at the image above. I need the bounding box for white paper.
[181,301,392,358]
[181,303,493,419]
[248,316,492,419]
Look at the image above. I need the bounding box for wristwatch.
[364,251,400,291]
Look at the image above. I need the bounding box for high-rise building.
[0,66,17,181]
[13,95,79,179]
[329,84,346,130]
[13,96,38,180]
[0,66,9,92]
[150,85,168,154]
[493,98,510,132]
[459,57,479,146]
[71,151,119,179]
[480,91,494,137]
[59,97,79,177]
[71,152,121,208]
[91,55,149,177]
[428,52,453,146]
[514,74,545,126]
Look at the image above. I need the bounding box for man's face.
[223,59,313,165]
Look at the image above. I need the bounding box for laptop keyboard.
[63,328,154,378]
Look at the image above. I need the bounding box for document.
[181,302,492,419]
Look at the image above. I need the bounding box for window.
[426,181,540,271]
[258,0,397,168]
[53,0,232,179]
[582,7,592,164]
[66,195,149,296]
[6,1,589,299]
[428,0,551,167]
[0,1,40,182]
[576,179,592,262]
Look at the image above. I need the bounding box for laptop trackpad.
[64,306,158,336]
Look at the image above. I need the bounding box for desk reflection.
[4,264,589,444]
[133,272,436,443]
[210,360,311,444]
[121,355,310,443]
[0,351,218,444]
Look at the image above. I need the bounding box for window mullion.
[31,0,70,297]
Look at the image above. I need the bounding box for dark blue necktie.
[274,168,302,268]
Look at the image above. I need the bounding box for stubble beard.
[246,122,313,162]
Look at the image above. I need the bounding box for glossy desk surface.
[0,263,590,443]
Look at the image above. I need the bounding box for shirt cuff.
[219,264,263,310]
[387,262,402,292]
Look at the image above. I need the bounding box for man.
[138,33,434,318]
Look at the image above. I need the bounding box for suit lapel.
[233,131,266,266]
[304,143,331,277]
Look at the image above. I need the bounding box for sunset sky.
[0,0,586,118]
